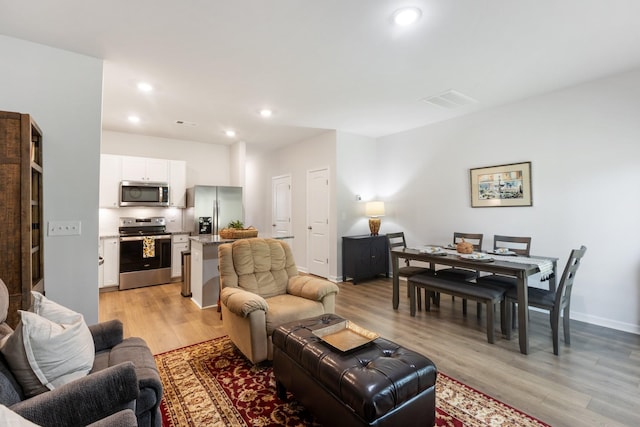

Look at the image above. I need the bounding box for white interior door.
[272,175,292,238]
[307,168,329,278]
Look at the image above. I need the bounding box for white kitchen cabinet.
[171,234,190,279]
[121,156,169,182]
[169,160,187,208]
[99,237,119,288]
[99,154,122,208]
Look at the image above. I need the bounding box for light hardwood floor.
[100,278,640,427]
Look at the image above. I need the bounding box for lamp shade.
[365,201,385,217]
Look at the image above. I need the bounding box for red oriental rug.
[155,336,550,426]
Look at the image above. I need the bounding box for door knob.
[308,226,312,230]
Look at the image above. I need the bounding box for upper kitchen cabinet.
[99,154,121,208]
[121,155,169,182]
[100,154,186,208]
[0,111,44,328]
[169,160,187,208]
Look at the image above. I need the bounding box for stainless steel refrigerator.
[185,186,244,235]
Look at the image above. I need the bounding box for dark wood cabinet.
[0,111,44,328]
[342,235,389,284]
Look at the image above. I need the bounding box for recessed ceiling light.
[137,82,153,92]
[259,109,273,118]
[225,130,236,137]
[392,7,422,26]
[128,115,141,123]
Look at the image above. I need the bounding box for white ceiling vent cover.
[422,90,477,109]
[175,120,197,127]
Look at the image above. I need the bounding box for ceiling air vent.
[175,120,197,127]
[421,90,477,109]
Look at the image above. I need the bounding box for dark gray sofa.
[1,355,139,426]
[0,279,163,426]
[89,319,163,427]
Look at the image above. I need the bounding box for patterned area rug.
[155,336,550,427]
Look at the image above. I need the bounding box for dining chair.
[435,232,483,316]
[475,235,532,329]
[476,235,532,289]
[386,232,435,299]
[436,232,483,281]
[504,245,587,355]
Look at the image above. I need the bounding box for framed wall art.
[470,161,532,207]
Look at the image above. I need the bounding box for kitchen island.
[188,235,293,309]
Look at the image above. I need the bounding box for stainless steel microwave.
[120,181,169,207]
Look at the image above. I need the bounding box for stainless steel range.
[118,217,171,290]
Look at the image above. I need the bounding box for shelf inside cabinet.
[30,130,42,167]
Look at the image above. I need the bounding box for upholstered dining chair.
[386,232,435,300]
[504,245,587,355]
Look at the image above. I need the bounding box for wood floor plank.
[99,277,640,426]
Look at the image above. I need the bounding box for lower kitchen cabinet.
[99,237,119,288]
[171,234,190,280]
[342,235,389,284]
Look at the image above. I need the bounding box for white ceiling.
[1,0,640,151]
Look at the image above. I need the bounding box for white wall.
[375,69,640,334]
[229,141,246,187]
[244,152,267,234]
[335,131,378,278]
[0,35,103,324]
[102,130,231,188]
[247,131,337,276]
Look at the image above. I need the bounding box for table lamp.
[365,201,385,236]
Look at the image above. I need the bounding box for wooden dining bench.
[407,273,506,343]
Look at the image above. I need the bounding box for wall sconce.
[365,201,385,236]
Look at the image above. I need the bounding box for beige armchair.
[218,238,339,364]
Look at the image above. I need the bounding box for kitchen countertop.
[101,233,292,243]
[99,234,120,239]
[189,235,235,245]
[189,235,294,246]
[100,231,191,239]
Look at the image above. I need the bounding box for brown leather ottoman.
[272,314,437,427]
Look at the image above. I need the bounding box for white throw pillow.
[0,404,39,426]
[31,291,77,324]
[0,294,95,398]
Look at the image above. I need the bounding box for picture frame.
[470,161,532,208]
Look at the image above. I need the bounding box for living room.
[2,37,638,337]
[1,2,640,425]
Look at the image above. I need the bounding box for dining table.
[390,246,558,354]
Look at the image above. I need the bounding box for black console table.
[342,235,389,284]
